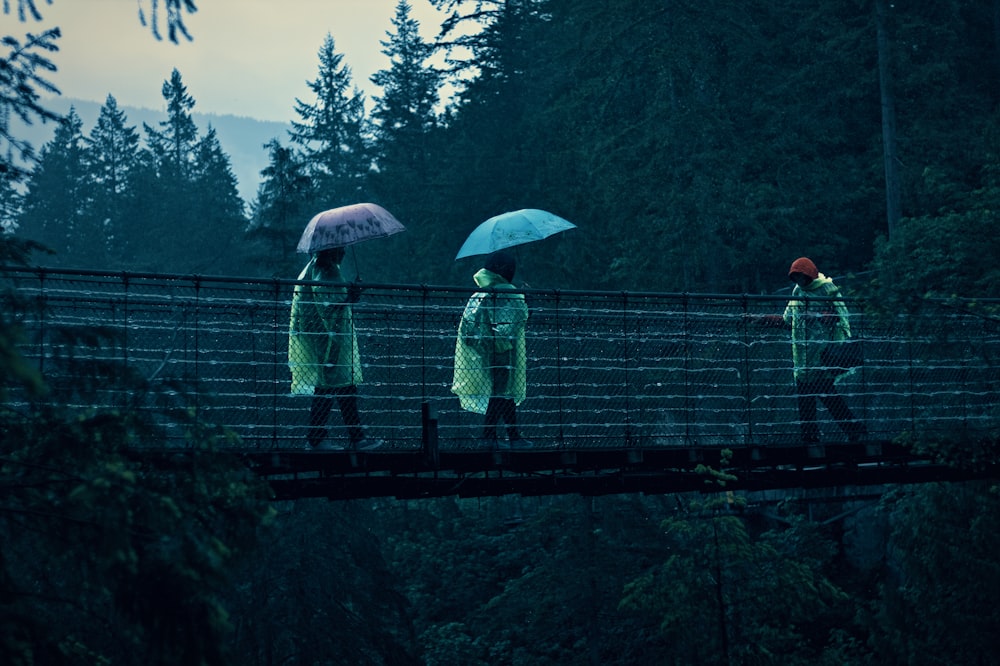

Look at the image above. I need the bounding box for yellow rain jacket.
[451,268,528,414]
[288,256,362,395]
[782,273,851,382]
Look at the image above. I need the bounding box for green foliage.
[872,178,1000,303]
[5,2,1000,662]
[83,95,143,266]
[14,108,89,261]
[0,24,62,185]
[289,34,371,209]
[13,74,248,273]
[619,497,850,665]
[9,0,999,295]
[871,482,1000,665]
[245,139,315,277]
[225,499,419,665]
[0,264,273,664]
[0,242,46,399]
[137,0,198,44]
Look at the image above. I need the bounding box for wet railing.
[4,267,999,452]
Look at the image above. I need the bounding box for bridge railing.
[3,267,998,451]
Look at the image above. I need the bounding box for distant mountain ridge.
[15,97,291,205]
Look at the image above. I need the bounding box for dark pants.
[308,385,364,447]
[482,351,521,440]
[796,374,865,442]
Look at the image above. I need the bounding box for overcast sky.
[7,0,447,122]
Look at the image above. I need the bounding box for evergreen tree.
[425,0,572,286]
[0,316,274,665]
[144,68,199,182]
[227,500,420,664]
[246,138,315,277]
[84,94,143,267]
[15,107,89,264]
[135,69,202,272]
[371,0,441,168]
[0,163,22,234]
[0,26,61,188]
[188,125,246,273]
[368,0,444,283]
[619,497,849,664]
[290,34,371,209]
[872,482,1000,665]
[135,69,249,273]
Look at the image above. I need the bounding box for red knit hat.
[788,257,819,281]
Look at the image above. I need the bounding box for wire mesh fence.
[4,267,999,452]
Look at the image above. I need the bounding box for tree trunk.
[876,0,901,238]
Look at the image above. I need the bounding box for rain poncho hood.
[288,256,363,395]
[782,273,851,381]
[451,268,529,414]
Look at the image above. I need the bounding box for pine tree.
[290,34,371,208]
[0,26,61,188]
[84,94,143,267]
[370,0,441,168]
[367,0,444,283]
[0,164,22,234]
[15,107,89,264]
[143,68,199,181]
[138,68,230,273]
[246,138,315,277]
[188,125,246,273]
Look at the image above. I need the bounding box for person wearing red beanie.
[759,258,866,443]
[788,257,819,282]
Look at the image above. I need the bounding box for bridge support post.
[422,401,439,468]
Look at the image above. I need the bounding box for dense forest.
[3,0,1000,664]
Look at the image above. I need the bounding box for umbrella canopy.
[297,203,406,254]
[455,209,576,260]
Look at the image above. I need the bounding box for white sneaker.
[356,438,385,451]
[312,441,345,451]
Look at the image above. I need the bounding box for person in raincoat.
[760,257,866,443]
[452,250,532,449]
[288,246,382,451]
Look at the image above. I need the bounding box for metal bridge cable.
[121,273,129,394]
[421,284,428,401]
[907,330,916,435]
[8,267,1000,452]
[683,293,690,444]
[193,276,201,423]
[36,270,47,378]
[741,295,752,446]
[554,289,564,446]
[271,279,281,449]
[621,291,631,446]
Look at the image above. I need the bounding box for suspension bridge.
[4,267,998,500]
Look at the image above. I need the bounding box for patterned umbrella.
[296,203,406,253]
[455,209,576,260]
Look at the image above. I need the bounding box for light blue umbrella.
[454,209,577,260]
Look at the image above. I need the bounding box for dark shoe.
[509,437,534,449]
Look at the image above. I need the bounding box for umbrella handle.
[350,245,362,281]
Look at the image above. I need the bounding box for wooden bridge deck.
[226,437,990,500]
